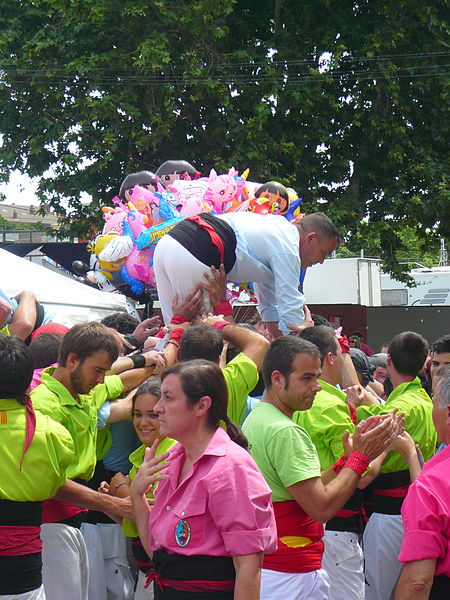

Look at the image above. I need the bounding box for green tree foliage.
[0,0,448,273]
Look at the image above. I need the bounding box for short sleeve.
[399,479,448,564]
[320,404,354,464]
[91,375,124,410]
[269,425,320,488]
[223,354,258,425]
[48,420,76,473]
[208,459,277,557]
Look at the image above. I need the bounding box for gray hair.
[434,366,450,408]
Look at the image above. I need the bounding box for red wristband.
[338,335,350,354]
[344,450,370,477]
[169,327,185,344]
[171,315,189,325]
[333,454,348,474]
[155,327,165,339]
[211,320,230,331]
[212,300,233,317]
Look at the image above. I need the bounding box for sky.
[0,170,40,206]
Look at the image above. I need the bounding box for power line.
[3,68,448,87]
[1,51,449,74]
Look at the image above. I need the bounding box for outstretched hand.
[172,288,203,322]
[197,264,227,308]
[130,441,170,498]
[142,349,167,373]
[132,316,163,345]
[287,305,314,334]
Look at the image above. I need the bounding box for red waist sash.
[42,499,86,524]
[187,215,225,264]
[145,569,234,593]
[0,525,42,556]
[373,484,410,498]
[263,500,324,574]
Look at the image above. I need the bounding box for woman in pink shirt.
[130,359,277,599]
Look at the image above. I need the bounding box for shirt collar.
[387,377,424,402]
[0,398,24,410]
[169,426,230,464]
[40,366,80,406]
[318,379,347,399]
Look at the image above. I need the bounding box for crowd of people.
[1,203,449,600]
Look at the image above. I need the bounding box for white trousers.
[363,513,404,600]
[41,523,89,600]
[153,235,212,324]
[134,571,154,600]
[260,568,330,600]
[322,530,365,600]
[0,585,46,600]
[80,522,135,600]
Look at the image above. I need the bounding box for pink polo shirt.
[399,445,450,576]
[148,427,277,557]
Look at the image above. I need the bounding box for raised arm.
[9,291,37,340]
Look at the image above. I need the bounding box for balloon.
[88,161,305,300]
[136,217,185,253]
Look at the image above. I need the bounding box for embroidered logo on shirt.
[175,519,191,547]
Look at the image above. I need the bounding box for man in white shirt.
[153,211,340,337]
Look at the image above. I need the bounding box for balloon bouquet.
[87,160,303,303]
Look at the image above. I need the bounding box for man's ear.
[271,370,285,389]
[324,351,334,367]
[66,353,80,371]
[306,231,317,242]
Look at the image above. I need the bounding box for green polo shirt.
[356,378,437,473]
[0,325,10,336]
[31,367,123,481]
[122,436,177,538]
[0,398,74,501]
[293,380,354,470]
[242,402,321,502]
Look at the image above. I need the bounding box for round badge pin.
[175,519,191,547]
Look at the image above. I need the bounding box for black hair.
[262,336,321,388]
[101,312,139,335]
[247,314,262,326]
[29,333,63,369]
[155,160,197,178]
[119,171,156,200]
[161,360,248,449]
[58,322,119,367]
[388,331,429,377]
[298,325,339,362]
[431,334,450,355]
[178,325,224,363]
[297,212,341,242]
[311,314,334,328]
[255,182,289,201]
[225,323,264,363]
[0,335,34,403]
